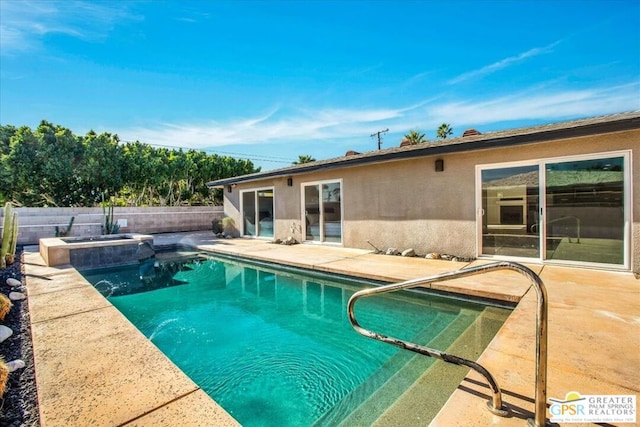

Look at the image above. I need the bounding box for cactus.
[0,357,8,396]
[102,198,120,235]
[1,202,18,269]
[10,212,17,256]
[55,216,75,237]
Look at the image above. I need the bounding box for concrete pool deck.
[22,231,639,426]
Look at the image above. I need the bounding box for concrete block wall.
[1,206,224,245]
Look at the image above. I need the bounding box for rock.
[425,252,441,259]
[385,248,399,256]
[9,292,26,301]
[272,238,282,244]
[0,325,13,343]
[401,248,415,257]
[282,236,297,245]
[6,359,25,372]
[6,278,21,287]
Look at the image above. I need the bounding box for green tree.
[0,125,17,157]
[293,155,315,164]
[36,121,85,206]
[78,131,124,205]
[436,123,453,139]
[0,121,261,207]
[3,126,45,205]
[0,125,18,203]
[402,129,426,145]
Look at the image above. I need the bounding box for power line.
[119,140,294,164]
[370,128,389,150]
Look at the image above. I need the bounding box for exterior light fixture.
[287,177,293,186]
[435,159,444,172]
[227,185,232,193]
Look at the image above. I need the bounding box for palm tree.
[293,154,316,165]
[436,123,453,139]
[402,129,426,145]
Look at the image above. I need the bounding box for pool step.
[372,306,511,426]
[331,309,480,427]
[315,308,486,426]
[313,312,455,427]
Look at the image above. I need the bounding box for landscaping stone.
[6,278,21,288]
[0,248,40,427]
[9,292,26,301]
[282,236,297,245]
[0,325,13,343]
[386,248,399,255]
[425,252,441,259]
[6,360,25,373]
[401,248,415,257]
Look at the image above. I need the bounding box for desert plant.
[0,293,12,321]
[211,219,222,234]
[221,217,236,235]
[102,197,120,235]
[55,216,75,237]
[0,357,8,396]
[1,202,18,269]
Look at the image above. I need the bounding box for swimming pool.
[81,251,511,426]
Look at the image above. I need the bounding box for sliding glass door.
[545,156,625,265]
[241,188,274,238]
[480,165,540,258]
[478,152,629,268]
[302,180,342,244]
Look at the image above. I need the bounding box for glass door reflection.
[481,165,540,258]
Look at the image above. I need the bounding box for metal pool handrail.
[347,261,548,427]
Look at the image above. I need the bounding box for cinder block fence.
[0,206,223,245]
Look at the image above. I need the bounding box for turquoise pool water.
[82,252,510,426]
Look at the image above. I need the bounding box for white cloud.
[118,102,423,148]
[428,82,640,127]
[0,0,140,54]
[448,41,560,85]
[117,81,640,150]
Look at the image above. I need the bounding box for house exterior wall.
[224,128,638,273]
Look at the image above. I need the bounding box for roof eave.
[207,113,640,188]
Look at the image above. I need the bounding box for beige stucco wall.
[224,128,638,273]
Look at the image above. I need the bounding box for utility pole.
[370,128,389,150]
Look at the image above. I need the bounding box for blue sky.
[1,0,639,170]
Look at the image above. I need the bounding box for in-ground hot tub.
[39,234,155,268]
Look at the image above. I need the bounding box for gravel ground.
[1,248,40,427]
